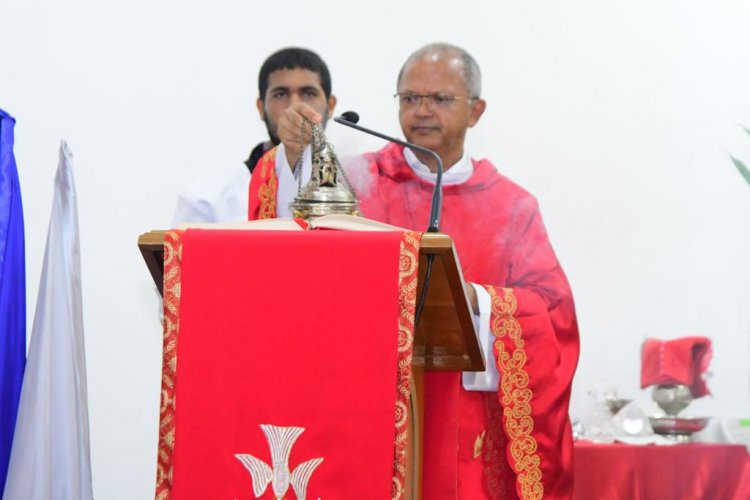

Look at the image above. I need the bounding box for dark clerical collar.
[245,142,271,174]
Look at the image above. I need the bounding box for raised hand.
[277,102,323,169]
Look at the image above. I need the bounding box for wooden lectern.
[138,229,484,499]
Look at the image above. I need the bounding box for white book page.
[310,214,406,232]
[176,215,408,232]
[175,218,304,231]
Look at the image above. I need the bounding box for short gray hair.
[397,43,482,98]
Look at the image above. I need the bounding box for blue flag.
[0,109,25,492]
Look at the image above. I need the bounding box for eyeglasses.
[394,93,476,109]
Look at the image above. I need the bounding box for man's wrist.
[284,147,301,172]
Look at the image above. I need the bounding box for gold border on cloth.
[155,230,184,499]
[486,286,543,500]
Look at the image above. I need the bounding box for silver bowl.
[649,416,710,443]
[652,384,692,416]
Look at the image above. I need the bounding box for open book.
[176,214,408,232]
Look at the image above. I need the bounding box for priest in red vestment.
[249,42,580,500]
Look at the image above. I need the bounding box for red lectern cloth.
[155,228,420,500]
[640,337,712,397]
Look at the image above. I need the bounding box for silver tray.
[649,416,710,442]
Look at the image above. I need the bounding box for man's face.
[257,68,335,144]
[397,56,485,166]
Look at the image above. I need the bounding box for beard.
[262,108,330,146]
[262,114,281,146]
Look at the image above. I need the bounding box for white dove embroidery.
[235,424,324,500]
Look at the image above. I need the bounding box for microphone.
[334,111,444,233]
[340,111,360,123]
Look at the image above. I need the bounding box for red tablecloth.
[574,441,750,500]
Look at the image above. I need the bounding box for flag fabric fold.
[3,141,93,500]
[0,109,25,493]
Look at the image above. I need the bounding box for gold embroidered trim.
[257,148,278,219]
[155,230,184,499]
[486,286,543,500]
[391,230,420,500]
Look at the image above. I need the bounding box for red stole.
[247,147,278,220]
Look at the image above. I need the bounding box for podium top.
[138,229,484,373]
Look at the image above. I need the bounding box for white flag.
[3,141,93,500]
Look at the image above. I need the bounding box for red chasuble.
[247,143,580,499]
[357,144,579,500]
[155,228,421,499]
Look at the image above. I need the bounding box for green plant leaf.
[730,155,750,186]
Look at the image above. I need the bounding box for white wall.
[2,0,750,497]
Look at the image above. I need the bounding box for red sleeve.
[484,200,579,500]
